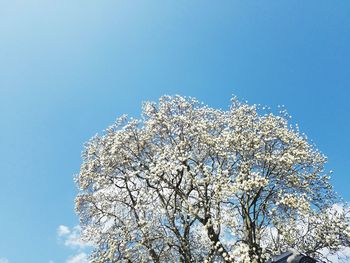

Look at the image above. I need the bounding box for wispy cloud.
[57,225,90,249]
[57,225,92,263]
[0,258,9,263]
[58,225,71,236]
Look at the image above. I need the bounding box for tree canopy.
[75,95,350,263]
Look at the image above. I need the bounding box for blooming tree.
[75,95,350,263]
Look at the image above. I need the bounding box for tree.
[75,95,350,263]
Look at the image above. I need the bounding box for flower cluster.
[75,95,344,263]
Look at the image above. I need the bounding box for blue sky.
[0,1,349,262]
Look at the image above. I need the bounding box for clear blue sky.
[0,1,349,262]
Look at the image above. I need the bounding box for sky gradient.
[1,1,350,262]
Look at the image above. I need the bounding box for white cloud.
[57,225,90,249]
[57,225,92,263]
[66,253,88,263]
[58,225,71,236]
[0,258,9,263]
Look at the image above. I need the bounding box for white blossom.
[75,95,348,262]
